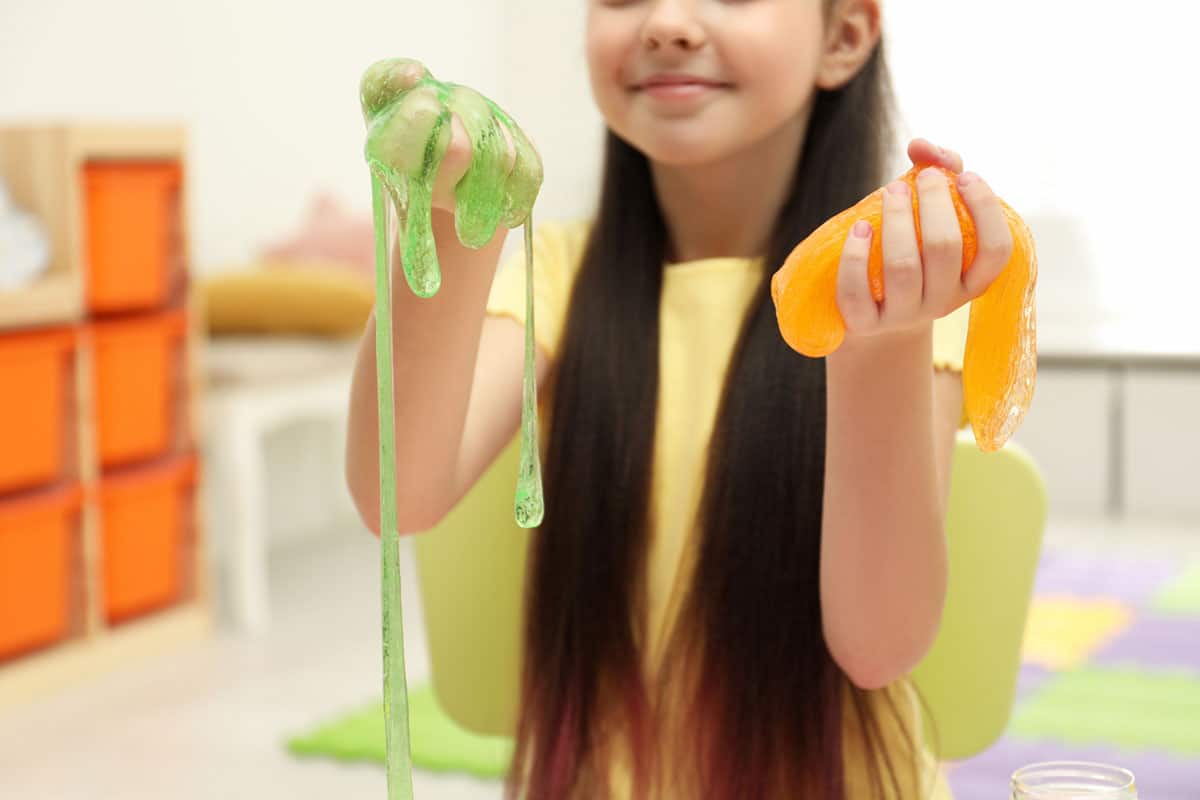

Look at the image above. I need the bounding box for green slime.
[359,58,545,799]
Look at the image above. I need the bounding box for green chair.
[412,431,1047,763]
[910,435,1048,760]
[413,434,531,739]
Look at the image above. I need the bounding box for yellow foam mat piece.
[1021,596,1134,671]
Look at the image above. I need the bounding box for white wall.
[0,0,503,271]
[499,1,605,234]
[5,1,1194,323]
[5,1,1196,543]
[886,2,1198,324]
[498,1,1200,325]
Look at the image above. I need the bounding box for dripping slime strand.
[515,217,544,527]
[361,57,545,799]
[370,169,414,800]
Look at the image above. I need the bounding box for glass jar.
[1011,762,1138,799]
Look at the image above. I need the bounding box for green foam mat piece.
[287,682,514,779]
[1154,562,1200,615]
[1009,667,1200,754]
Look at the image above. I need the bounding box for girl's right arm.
[344,107,550,535]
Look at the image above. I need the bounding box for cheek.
[585,28,629,119]
[740,46,817,124]
[721,9,823,119]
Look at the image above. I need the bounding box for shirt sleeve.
[932,301,970,373]
[932,302,971,429]
[484,220,587,362]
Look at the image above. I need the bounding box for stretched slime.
[359,58,545,799]
[770,163,1038,452]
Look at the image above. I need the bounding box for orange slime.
[770,163,1038,452]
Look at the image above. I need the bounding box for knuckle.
[398,87,443,126]
[838,286,868,311]
[924,236,961,260]
[395,59,428,90]
[500,127,518,171]
[887,254,924,279]
[843,308,876,335]
[441,143,472,179]
[446,129,472,160]
[361,59,429,117]
[837,289,876,328]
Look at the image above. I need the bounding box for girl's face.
[587,0,830,167]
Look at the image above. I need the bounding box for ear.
[816,0,883,91]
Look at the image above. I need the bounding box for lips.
[635,73,730,91]
[632,74,732,106]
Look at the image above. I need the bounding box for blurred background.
[0,1,1196,798]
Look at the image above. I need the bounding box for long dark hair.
[506,24,922,800]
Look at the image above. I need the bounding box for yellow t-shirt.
[486,219,966,799]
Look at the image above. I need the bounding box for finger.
[433,113,472,202]
[360,58,430,121]
[836,219,880,336]
[879,180,923,325]
[505,118,542,179]
[915,167,964,316]
[908,138,964,174]
[957,173,1015,300]
[498,123,516,175]
[366,85,448,177]
[498,117,543,228]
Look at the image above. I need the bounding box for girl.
[346,0,1014,797]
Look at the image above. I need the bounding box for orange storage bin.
[0,483,83,661]
[99,454,197,624]
[92,309,189,468]
[0,327,77,494]
[83,160,184,313]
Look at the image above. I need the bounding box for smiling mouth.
[634,81,732,100]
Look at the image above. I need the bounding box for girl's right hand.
[359,58,517,216]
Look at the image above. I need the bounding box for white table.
[204,336,359,633]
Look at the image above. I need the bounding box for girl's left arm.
[820,331,962,691]
[818,139,1011,691]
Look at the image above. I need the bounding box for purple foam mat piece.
[1016,664,1055,703]
[947,737,1200,800]
[1033,549,1181,605]
[1092,613,1200,672]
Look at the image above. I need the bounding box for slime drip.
[370,172,413,800]
[361,57,545,799]
[514,220,544,527]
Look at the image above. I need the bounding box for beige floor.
[0,519,503,800]
[0,514,1196,800]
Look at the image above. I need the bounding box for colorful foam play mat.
[944,546,1200,798]
[288,545,1200,797]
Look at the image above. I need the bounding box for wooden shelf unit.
[0,124,210,712]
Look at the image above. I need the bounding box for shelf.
[0,124,189,330]
[0,272,83,331]
[0,123,210,707]
[0,603,211,712]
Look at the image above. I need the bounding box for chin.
[618,124,740,168]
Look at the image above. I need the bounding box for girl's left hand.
[835,138,1013,346]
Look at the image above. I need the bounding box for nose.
[641,0,706,52]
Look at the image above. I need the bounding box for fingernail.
[920,167,943,183]
[958,172,978,188]
[886,181,910,196]
[853,220,872,238]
